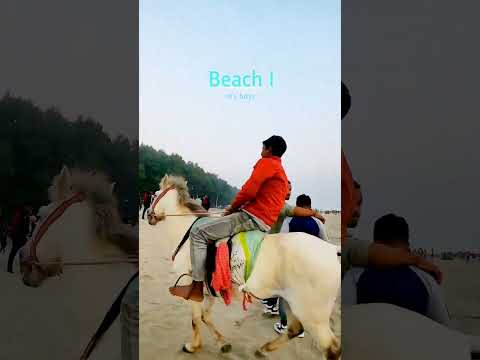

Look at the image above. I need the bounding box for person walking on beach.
[201,195,211,211]
[27,206,37,237]
[273,193,326,337]
[169,135,289,302]
[141,191,151,220]
[7,205,29,273]
[0,208,7,253]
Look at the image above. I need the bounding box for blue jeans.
[279,298,287,326]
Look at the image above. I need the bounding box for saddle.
[171,217,266,300]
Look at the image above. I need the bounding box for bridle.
[148,185,175,219]
[149,185,224,219]
[22,192,138,269]
[27,192,87,265]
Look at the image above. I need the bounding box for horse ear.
[60,165,71,180]
[160,174,169,188]
[57,165,72,199]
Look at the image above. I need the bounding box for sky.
[343,0,480,250]
[0,0,138,139]
[140,1,341,209]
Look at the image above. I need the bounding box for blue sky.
[140,1,340,209]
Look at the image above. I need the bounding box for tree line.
[139,145,238,207]
[0,92,138,221]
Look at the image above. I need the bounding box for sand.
[140,212,341,360]
[434,259,480,336]
[0,239,136,359]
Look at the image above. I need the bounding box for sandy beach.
[0,241,136,359]
[435,259,480,336]
[140,212,341,360]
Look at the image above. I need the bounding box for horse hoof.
[221,344,232,353]
[182,345,194,354]
[255,349,267,358]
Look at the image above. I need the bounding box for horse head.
[148,175,200,225]
[20,165,135,287]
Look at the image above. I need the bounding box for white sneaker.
[274,322,304,338]
[263,305,279,315]
[274,322,287,334]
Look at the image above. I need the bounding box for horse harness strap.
[80,271,139,359]
[30,192,86,262]
[171,217,203,261]
[150,185,175,212]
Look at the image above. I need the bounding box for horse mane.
[49,168,138,254]
[160,175,207,217]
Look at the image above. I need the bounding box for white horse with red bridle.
[18,166,138,359]
[148,175,341,359]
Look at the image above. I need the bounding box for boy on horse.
[169,135,289,302]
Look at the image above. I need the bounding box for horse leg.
[308,324,341,360]
[255,311,304,357]
[201,296,232,353]
[183,301,203,353]
[255,301,303,357]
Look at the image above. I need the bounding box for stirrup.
[172,273,192,287]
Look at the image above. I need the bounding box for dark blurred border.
[0,1,138,359]
[343,1,480,359]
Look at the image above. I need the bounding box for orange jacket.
[231,156,288,226]
[341,150,354,243]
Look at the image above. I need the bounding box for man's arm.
[291,207,325,223]
[230,159,274,210]
[367,243,443,284]
[343,240,443,284]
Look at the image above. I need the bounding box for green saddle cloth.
[233,230,265,280]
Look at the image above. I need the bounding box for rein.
[34,257,138,267]
[151,185,225,218]
[171,217,203,261]
[80,271,139,359]
[161,211,224,217]
[29,192,87,262]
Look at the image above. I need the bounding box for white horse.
[344,303,480,360]
[148,175,341,359]
[19,166,138,359]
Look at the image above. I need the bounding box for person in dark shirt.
[274,194,323,337]
[355,214,429,315]
[142,191,152,219]
[288,194,321,237]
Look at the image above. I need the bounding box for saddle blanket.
[212,230,265,305]
[229,230,265,283]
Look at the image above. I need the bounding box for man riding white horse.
[169,135,289,302]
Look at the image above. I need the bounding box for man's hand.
[415,257,443,284]
[314,210,326,224]
[224,207,236,216]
